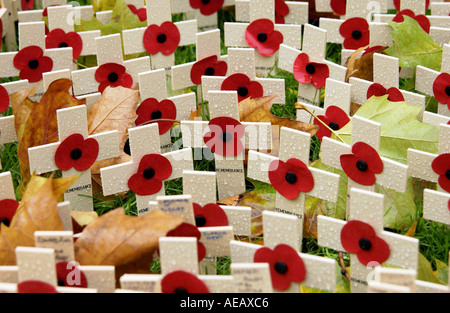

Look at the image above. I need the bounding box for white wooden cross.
[224,0,302,76]
[235,0,309,25]
[230,210,338,293]
[416,44,450,117]
[71,33,151,99]
[430,2,450,16]
[0,20,73,99]
[247,126,340,250]
[320,114,409,209]
[349,53,425,112]
[170,0,234,31]
[318,187,419,293]
[368,267,450,293]
[1,0,18,51]
[180,90,272,200]
[201,47,286,105]
[315,0,388,18]
[138,68,197,153]
[0,114,18,170]
[27,105,120,212]
[171,28,227,99]
[100,123,193,217]
[278,23,348,105]
[408,123,450,225]
[0,171,19,227]
[119,236,235,293]
[121,0,197,72]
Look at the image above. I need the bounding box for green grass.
[1,2,448,284]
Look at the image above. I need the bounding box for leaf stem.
[339,252,351,282]
[294,102,345,143]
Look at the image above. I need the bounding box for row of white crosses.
[0,233,115,293]
[181,89,272,200]
[28,105,120,212]
[408,123,450,226]
[224,0,302,76]
[122,0,197,72]
[235,0,309,25]
[278,23,348,105]
[318,188,419,293]
[247,126,340,250]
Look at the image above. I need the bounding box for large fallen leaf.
[0,174,79,265]
[74,208,184,280]
[385,16,443,71]
[336,95,438,164]
[345,46,388,82]
[88,86,139,175]
[417,253,444,285]
[11,79,84,195]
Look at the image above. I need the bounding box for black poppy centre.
[201,0,210,4]
[356,160,368,172]
[157,33,167,44]
[108,72,119,83]
[204,67,215,76]
[221,131,233,143]
[352,30,362,40]
[445,86,450,97]
[70,148,82,160]
[446,169,450,180]
[237,86,249,97]
[305,63,316,75]
[257,32,268,43]
[195,215,207,227]
[174,287,188,294]
[285,171,297,184]
[358,237,372,251]
[274,261,288,274]
[151,110,162,120]
[58,42,69,48]
[28,59,39,70]
[143,168,156,179]
[0,217,11,227]
[328,121,340,131]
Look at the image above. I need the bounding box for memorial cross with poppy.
[223,0,302,75]
[27,105,120,212]
[0,171,20,229]
[234,0,308,25]
[318,188,419,293]
[121,0,198,71]
[278,24,347,106]
[230,210,339,292]
[100,123,194,217]
[247,126,341,249]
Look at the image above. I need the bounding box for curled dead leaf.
[344,46,388,82]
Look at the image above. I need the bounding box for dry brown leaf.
[345,46,389,82]
[10,79,84,195]
[345,45,369,82]
[190,105,204,120]
[71,210,99,234]
[74,208,183,279]
[0,174,79,265]
[88,86,139,175]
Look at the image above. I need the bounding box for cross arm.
[317,215,346,252]
[423,189,450,225]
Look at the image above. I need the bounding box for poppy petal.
[137,154,173,180]
[18,280,58,293]
[189,0,224,15]
[314,115,332,141]
[293,53,312,85]
[433,73,450,106]
[245,19,283,57]
[0,199,20,226]
[56,262,88,288]
[330,0,346,15]
[194,203,229,227]
[310,63,329,89]
[431,153,450,175]
[135,98,177,134]
[274,244,306,284]
[356,236,390,266]
[128,173,163,196]
[0,85,10,113]
[386,87,405,102]
[340,220,377,254]
[340,154,377,186]
[352,141,383,174]
[190,55,228,85]
[325,106,350,129]
[54,134,85,171]
[367,83,387,99]
[161,270,209,293]
[72,137,100,171]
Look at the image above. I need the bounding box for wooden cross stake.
[235,0,309,25]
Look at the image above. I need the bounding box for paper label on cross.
[28,105,120,211]
[230,263,273,293]
[318,188,419,292]
[100,123,193,216]
[34,231,75,263]
[121,0,197,71]
[156,195,196,225]
[119,274,162,293]
[199,226,234,257]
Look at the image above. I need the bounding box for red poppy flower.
[143,22,180,56]
[268,158,314,200]
[293,53,329,89]
[95,63,133,93]
[161,270,209,293]
[193,203,228,227]
[339,17,370,50]
[221,73,263,102]
[203,116,245,157]
[45,28,83,60]
[166,223,206,262]
[0,85,10,113]
[245,19,283,57]
[431,153,450,193]
[127,154,172,196]
[13,46,53,83]
[314,106,350,141]
[21,0,34,11]
[432,73,450,109]
[254,244,306,291]
[367,83,405,102]
[55,133,99,172]
[275,0,290,24]
[330,0,346,16]
[56,262,88,288]
[190,55,228,85]
[340,141,384,186]
[189,0,224,16]
[0,199,20,228]
[127,4,147,22]
[393,10,430,33]
[135,98,177,134]
[18,280,58,293]
[362,45,384,57]
[340,220,390,266]
[393,0,430,12]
